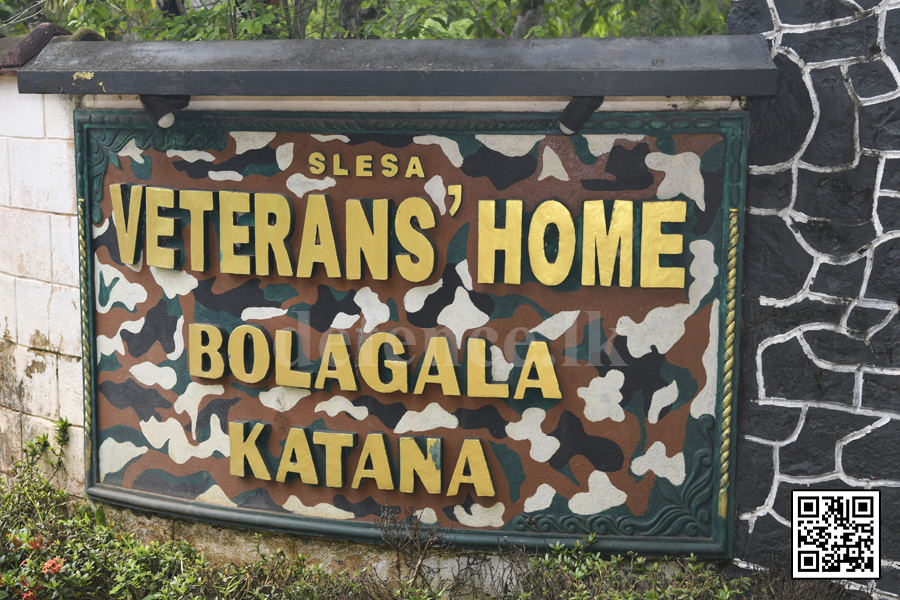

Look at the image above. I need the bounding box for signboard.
[76,110,747,555]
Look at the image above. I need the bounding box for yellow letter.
[145,187,178,269]
[255,193,294,277]
[316,333,358,391]
[582,200,633,287]
[296,194,342,278]
[405,156,425,178]
[188,323,226,379]
[110,184,144,265]
[447,439,495,497]
[274,330,312,388]
[466,338,509,398]
[478,200,522,284]
[381,154,399,177]
[528,200,575,287]
[229,421,272,480]
[356,155,373,177]
[228,325,271,384]
[276,427,318,484]
[413,336,459,396]
[358,332,408,393]
[641,201,686,288]
[312,431,356,488]
[395,196,436,283]
[346,198,389,280]
[513,341,561,400]
[333,154,349,176]
[351,433,395,490]
[219,191,252,275]
[309,151,326,175]
[179,190,214,272]
[399,437,441,494]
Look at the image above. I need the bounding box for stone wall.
[729,0,899,595]
[0,75,84,497]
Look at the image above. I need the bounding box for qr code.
[792,490,880,579]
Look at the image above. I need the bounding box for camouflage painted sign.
[76,110,747,555]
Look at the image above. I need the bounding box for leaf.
[580,7,595,34]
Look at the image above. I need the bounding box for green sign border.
[75,109,747,556]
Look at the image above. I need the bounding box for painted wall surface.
[729,0,899,594]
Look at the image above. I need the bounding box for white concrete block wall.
[0,75,83,494]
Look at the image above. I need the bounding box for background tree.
[2,0,729,44]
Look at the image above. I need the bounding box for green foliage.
[1,0,729,41]
[506,536,751,600]
[0,432,761,600]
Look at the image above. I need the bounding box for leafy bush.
[505,540,750,600]
[0,429,816,600]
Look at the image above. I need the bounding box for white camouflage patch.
[631,441,685,485]
[568,471,627,515]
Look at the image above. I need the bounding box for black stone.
[868,313,900,367]
[802,67,857,167]
[742,297,846,341]
[884,9,900,73]
[762,337,855,404]
[849,60,898,98]
[737,398,804,442]
[734,438,775,511]
[866,238,900,301]
[771,0,856,25]
[880,489,900,581]
[746,170,793,210]
[882,159,900,190]
[862,372,900,411]
[859,98,900,150]
[734,513,791,566]
[781,16,878,64]
[876,565,900,597]
[843,420,900,480]
[779,408,878,476]
[809,259,866,297]
[742,213,815,299]
[795,157,877,221]
[727,0,774,34]
[740,297,845,399]
[771,478,856,522]
[846,305,891,332]
[794,219,876,257]
[803,329,875,365]
[878,196,900,231]
[746,55,814,166]
[855,0,881,8]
